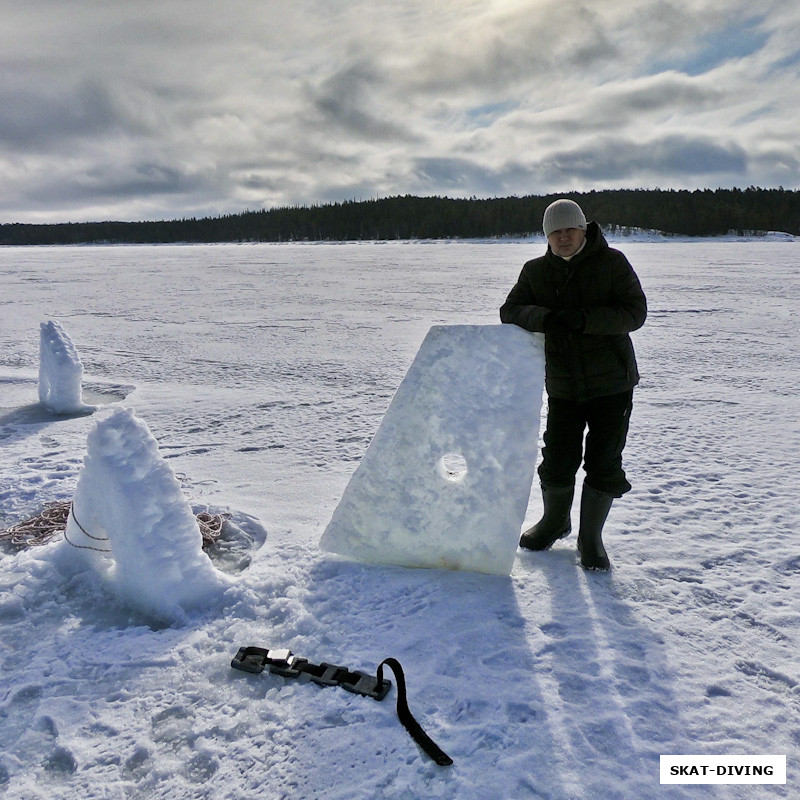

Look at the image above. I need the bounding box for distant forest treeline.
[2,188,799,245]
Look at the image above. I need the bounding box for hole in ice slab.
[438,452,468,483]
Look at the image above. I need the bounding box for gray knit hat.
[542,199,587,237]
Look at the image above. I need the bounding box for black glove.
[544,309,585,335]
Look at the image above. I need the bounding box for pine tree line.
[1,188,798,245]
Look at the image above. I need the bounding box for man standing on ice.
[500,199,647,570]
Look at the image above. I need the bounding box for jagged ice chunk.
[62,406,229,621]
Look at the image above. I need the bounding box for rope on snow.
[195,510,230,549]
[0,501,230,551]
[0,501,72,548]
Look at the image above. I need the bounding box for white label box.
[660,755,786,784]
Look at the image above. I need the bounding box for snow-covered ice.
[56,406,230,623]
[321,323,545,575]
[0,240,798,799]
[38,320,92,415]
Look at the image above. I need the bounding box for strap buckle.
[309,663,391,700]
[231,646,305,676]
[231,646,271,673]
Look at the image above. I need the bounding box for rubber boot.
[519,484,574,550]
[577,484,614,571]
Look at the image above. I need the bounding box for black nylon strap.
[377,657,453,767]
[231,647,452,767]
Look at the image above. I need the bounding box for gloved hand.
[544,309,585,335]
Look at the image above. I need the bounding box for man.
[500,199,647,570]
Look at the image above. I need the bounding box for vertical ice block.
[319,324,546,575]
[38,319,91,414]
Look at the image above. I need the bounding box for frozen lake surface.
[0,240,798,799]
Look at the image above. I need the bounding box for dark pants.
[537,390,634,497]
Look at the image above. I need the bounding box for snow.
[55,406,230,623]
[38,320,93,415]
[320,324,545,575]
[0,240,798,799]
[486,229,798,245]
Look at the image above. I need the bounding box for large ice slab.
[319,324,545,575]
[63,406,229,621]
[38,319,92,414]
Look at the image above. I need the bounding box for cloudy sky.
[2,0,799,223]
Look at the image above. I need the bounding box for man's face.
[547,227,586,258]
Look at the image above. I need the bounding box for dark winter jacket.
[500,222,647,401]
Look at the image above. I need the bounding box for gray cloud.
[0,78,129,151]
[539,135,748,183]
[305,61,417,142]
[607,74,723,115]
[410,157,506,195]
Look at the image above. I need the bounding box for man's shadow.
[517,545,693,798]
